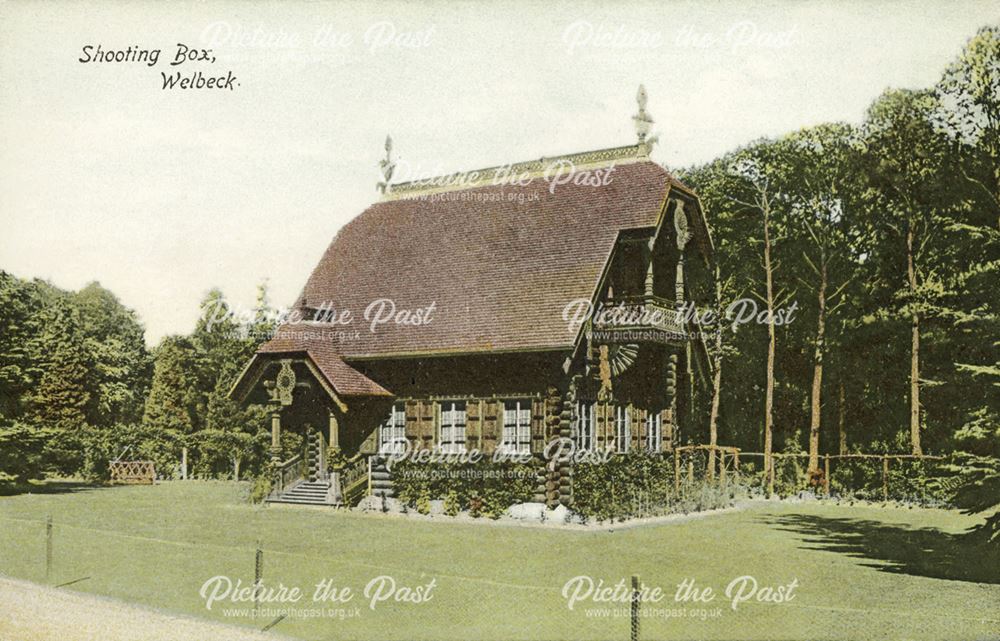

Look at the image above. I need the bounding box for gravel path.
[0,576,296,641]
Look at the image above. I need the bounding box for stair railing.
[341,455,370,505]
[272,453,305,496]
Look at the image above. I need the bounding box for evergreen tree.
[25,298,90,428]
[0,420,51,484]
[24,296,91,474]
[0,272,41,419]
[142,336,201,466]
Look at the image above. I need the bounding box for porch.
[229,349,395,507]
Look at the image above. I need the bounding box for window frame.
[615,405,631,453]
[645,411,662,453]
[501,399,532,454]
[574,400,595,452]
[379,403,407,455]
[438,400,467,454]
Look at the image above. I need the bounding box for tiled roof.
[249,148,707,397]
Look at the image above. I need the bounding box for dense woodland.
[0,281,276,483]
[0,26,997,536]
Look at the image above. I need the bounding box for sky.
[1,0,996,344]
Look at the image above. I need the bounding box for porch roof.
[232,336,393,403]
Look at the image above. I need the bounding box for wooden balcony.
[590,294,687,344]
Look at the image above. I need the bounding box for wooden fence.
[109,460,156,484]
[672,445,946,500]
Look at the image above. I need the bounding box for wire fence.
[671,445,954,504]
[0,509,585,639]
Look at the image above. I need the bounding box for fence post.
[181,447,188,481]
[687,458,694,484]
[630,574,640,641]
[254,539,263,617]
[45,515,52,583]
[882,455,889,503]
[673,450,680,493]
[720,450,727,491]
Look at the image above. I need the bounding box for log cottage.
[231,89,715,507]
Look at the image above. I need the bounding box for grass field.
[0,482,997,641]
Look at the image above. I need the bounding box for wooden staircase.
[265,439,395,508]
[266,430,340,506]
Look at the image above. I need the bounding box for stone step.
[267,479,339,506]
[268,497,340,506]
[276,481,331,496]
[284,488,329,496]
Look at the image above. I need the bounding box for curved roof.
[285,157,691,360]
[237,146,713,402]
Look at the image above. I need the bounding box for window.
[502,400,532,454]
[439,401,467,453]
[574,401,595,452]
[646,411,662,453]
[379,404,407,455]
[615,406,631,453]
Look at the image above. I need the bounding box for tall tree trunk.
[907,225,922,456]
[709,363,722,480]
[763,204,776,496]
[808,258,827,475]
[708,266,723,480]
[838,381,847,456]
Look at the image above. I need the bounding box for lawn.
[0,482,997,641]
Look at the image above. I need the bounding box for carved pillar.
[597,344,613,402]
[270,405,282,463]
[327,409,343,504]
[267,359,297,464]
[675,254,686,304]
[328,410,340,451]
[673,200,690,307]
[670,200,690,447]
[666,351,678,448]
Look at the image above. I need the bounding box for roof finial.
[377,135,395,194]
[632,84,655,148]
